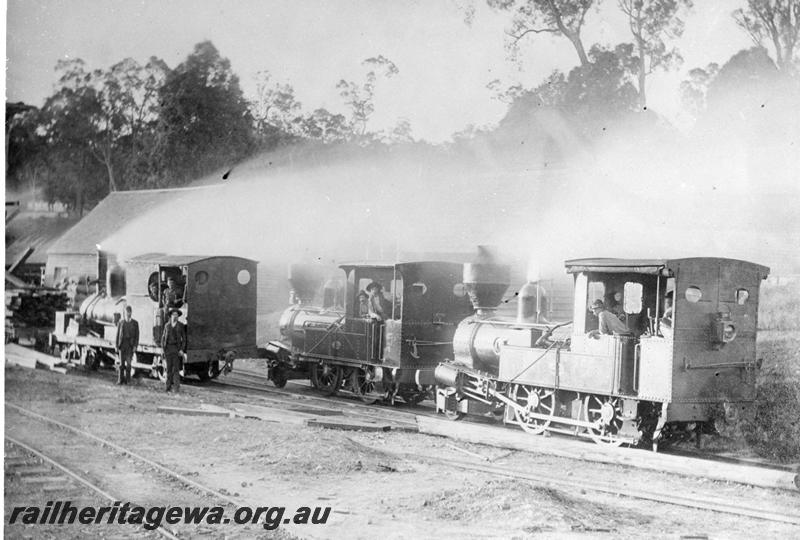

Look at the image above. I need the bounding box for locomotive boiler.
[50,254,259,381]
[436,257,770,449]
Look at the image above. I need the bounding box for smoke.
[100,77,798,290]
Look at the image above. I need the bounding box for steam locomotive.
[435,257,770,448]
[263,260,477,403]
[49,253,258,381]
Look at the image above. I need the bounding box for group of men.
[114,276,186,392]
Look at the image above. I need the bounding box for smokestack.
[287,264,323,305]
[463,262,510,318]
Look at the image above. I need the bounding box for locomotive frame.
[49,253,258,381]
[435,257,769,449]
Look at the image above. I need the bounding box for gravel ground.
[4,364,800,539]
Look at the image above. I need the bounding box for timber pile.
[5,286,69,344]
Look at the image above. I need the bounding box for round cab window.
[453,283,467,297]
[195,271,209,285]
[237,269,251,285]
[685,286,702,303]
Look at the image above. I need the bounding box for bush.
[740,364,800,462]
[759,282,800,331]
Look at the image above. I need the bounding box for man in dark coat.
[160,308,186,392]
[115,305,139,385]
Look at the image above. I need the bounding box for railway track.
[224,366,799,478]
[4,403,293,539]
[7,401,800,529]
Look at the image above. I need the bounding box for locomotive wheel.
[198,361,219,382]
[398,390,427,406]
[61,344,81,365]
[83,348,100,371]
[510,384,555,435]
[583,395,625,447]
[153,356,167,383]
[351,367,380,404]
[270,368,288,388]
[444,409,465,421]
[312,364,342,396]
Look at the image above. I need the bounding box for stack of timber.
[5,276,68,345]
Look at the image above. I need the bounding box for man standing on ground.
[115,305,139,385]
[160,308,186,393]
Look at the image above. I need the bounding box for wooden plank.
[305,418,391,432]
[5,343,64,371]
[156,406,234,418]
[230,403,314,425]
[5,353,37,370]
[416,415,800,492]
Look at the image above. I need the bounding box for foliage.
[759,282,800,331]
[487,0,596,65]
[156,41,254,185]
[294,109,350,143]
[495,44,639,141]
[336,55,399,139]
[679,63,719,118]
[618,0,693,108]
[733,0,800,72]
[743,362,800,461]
[5,103,42,190]
[250,71,302,148]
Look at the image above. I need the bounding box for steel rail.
[228,366,798,476]
[6,402,244,509]
[5,436,179,540]
[391,450,800,526]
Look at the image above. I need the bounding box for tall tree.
[157,41,254,185]
[618,0,693,108]
[680,63,720,119]
[487,0,596,66]
[336,55,399,138]
[733,0,800,71]
[250,71,302,147]
[295,109,350,143]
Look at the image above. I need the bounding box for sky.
[6,0,754,142]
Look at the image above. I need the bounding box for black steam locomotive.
[263,260,478,403]
[49,253,258,380]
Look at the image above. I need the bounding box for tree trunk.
[105,159,118,192]
[567,32,590,66]
[637,41,647,110]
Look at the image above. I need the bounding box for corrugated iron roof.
[47,186,222,255]
[6,214,80,265]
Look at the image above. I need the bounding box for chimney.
[463,263,510,318]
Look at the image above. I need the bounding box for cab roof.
[126,253,257,266]
[565,257,769,276]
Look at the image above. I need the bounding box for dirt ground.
[4,364,800,539]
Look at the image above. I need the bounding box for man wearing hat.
[589,299,629,337]
[366,282,391,322]
[115,305,139,385]
[162,277,184,311]
[160,308,186,392]
[357,290,370,318]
